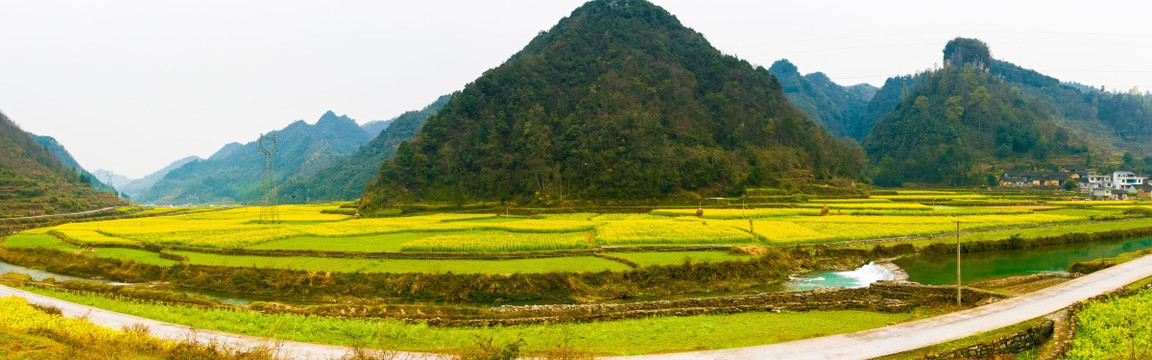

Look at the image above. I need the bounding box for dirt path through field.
[3,254,1152,360]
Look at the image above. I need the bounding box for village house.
[1000,172,1069,187]
[1136,184,1152,200]
[1112,171,1147,191]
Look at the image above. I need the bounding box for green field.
[247,232,435,252]
[19,286,926,355]
[609,250,750,266]
[15,204,1091,255]
[1,234,177,266]
[6,193,1152,357]
[170,250,631,274]
[1067,288,1152,359]
[858,218,1152,250]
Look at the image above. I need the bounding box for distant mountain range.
[93,156,202,200]
[276,95,451,203]
[360,119,394,137]
[0,111,125,217]
[140,111,373,205]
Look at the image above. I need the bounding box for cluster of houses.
[999,167,1152,200]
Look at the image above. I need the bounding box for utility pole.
[956,220,962,306]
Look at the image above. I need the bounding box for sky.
[2,0,1150,178]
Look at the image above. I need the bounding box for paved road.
[1,207,117,221]
[3,254,1151,360]
[0,285,435,360]
[608,254,1152,360]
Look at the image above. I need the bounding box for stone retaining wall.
[428,282,1005,326]
[921,320,1054,360]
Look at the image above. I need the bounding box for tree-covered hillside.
[141,111,372,205]
[31,135,117,193]
[768,59,876,140]
[865,38,1090,186]
[0,112,125,217]
[987,58,1152,157]
[363,0,863,208]
[277,95,451,203]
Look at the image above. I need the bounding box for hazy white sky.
[2,0,1150,178]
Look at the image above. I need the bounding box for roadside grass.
[607,251,750,266]
[0,296,279,360]
[869,317,1048,360]
[18,286,929,356]
[1067,288,1152,360]
[1071,249,1152,274]
[169,250,630,274]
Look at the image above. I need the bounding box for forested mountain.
[277,95,451,203]
[112,156,201,200]
[859,74,928,143]
[865,38,1090,186]
[0,112,124,217]
[768,59,876,139]
[140,111,372,205]
[986,58,1152,157]
[360,119,394,137]
[362,0,863,208]
[31,135,116,193]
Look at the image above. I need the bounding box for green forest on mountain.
[363,0,863,207]
[0,112,124,217]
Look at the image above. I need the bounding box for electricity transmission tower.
[258,133,279,223]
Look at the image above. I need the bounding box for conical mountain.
[0,111,125,217]
[363,0,863,208]
[277,95,451,203]
[864,38,1092,186]
[141,111,372,205]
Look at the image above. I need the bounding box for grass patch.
[1,234,176,267]
[247,232,436,252]
[169,250,629,274]
[20,286,927,355]
[1,234,77,250]
[608,251,750,266]
[400,231,592,252]
[867,218,1152,250]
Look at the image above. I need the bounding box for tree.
[1063,179,1078,191]
[987,174,999,188]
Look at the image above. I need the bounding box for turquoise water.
[894,237,1152,285]
[0,261,119,284]
[786,262,895,291]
